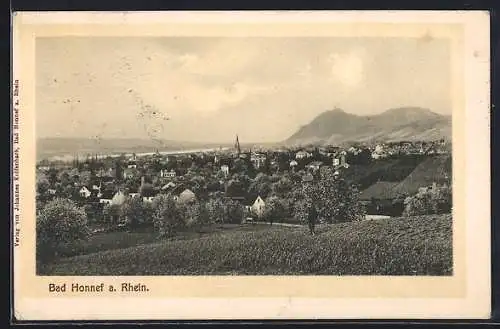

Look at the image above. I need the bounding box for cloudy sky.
[36,37,451,143]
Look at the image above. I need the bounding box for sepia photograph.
[35,35,454,276]
[12,11,490,320]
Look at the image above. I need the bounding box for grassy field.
[39,214,452,276]
[53,224,270,259]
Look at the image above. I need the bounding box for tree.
[263,196,286,225]
[271,176,294,196]
[36,176,51,204]
[37,198,90,262]
[248,179,272,200]
[223,199,244,224]
[102,203,122,226]
[121,196,153,229]
[151,194,184,237]
[184,201,211,235]
[314,168,365,223]
[232,158,250,175]
[206,197,226,227]
[293,183,317,234]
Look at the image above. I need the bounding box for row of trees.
[36,194,248,263]
[36,167,368,263]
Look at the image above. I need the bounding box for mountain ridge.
[286,107,451,146]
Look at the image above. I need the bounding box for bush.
[403,184,452,216]
[37,198,90,263]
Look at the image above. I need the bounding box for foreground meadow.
[39,214,452,276]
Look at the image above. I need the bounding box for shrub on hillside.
[37,198,90,263]
[403,184,452,216]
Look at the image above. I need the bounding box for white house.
[371,144,387,159]
[143,196,155,203]
[251,196,266,218]
[129,192,140,198]
[160,169,176,178]
[220,165,230,177]
[295,151,311,160]
[250,153,267,169]
[79,186,92,198]
[289,160,298,167]
[99,199,112,205]
[333,153,349,169]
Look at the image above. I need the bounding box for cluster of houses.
[369,140,450,159]
[37,136,451,221]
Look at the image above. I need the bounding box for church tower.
[234,135,241,155]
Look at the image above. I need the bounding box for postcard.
[12,10,490,320]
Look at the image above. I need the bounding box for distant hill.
[286,107,451,146]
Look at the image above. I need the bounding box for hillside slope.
[391,155,452,196]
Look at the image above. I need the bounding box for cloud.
[328,51,365,88]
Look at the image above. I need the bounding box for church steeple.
[234,134,241,155]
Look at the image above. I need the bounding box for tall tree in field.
[206,197,226,227]
[223,198,244,224]
[37,198,90,262]
[121,196,153,229]
[263,195,286,225]
[151,194,184,237]
[315,167,365,223]
[102,203,122,226]
[184,201,211,235]
[293,182,318,234]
